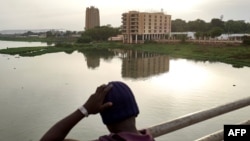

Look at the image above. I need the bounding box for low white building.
[108,35,123,41]
[216,33,250,40]
[170,32,195,39]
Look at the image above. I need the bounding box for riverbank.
[0,42,250,68]
[124,43,250,68]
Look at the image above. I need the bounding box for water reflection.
[114,50,169,79]
[1,46,250,141]
[0,40,53,49]
[78,49,115,69]
[79,49,169,79]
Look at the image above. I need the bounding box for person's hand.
[83,84,113,115]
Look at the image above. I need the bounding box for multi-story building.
[122,11,171,43]
[85,6,100,30]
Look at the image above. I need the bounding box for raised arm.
[40,84,113,141]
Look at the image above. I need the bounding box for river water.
[0,40,51,49]
[0,41,250,141]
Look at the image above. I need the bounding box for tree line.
[77,18,250,43]
[172,18,250,38]
[77,25,120,43]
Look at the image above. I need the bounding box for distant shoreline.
[0,29,65,34]
[0,36,76,43]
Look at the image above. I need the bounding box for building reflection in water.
[79,49,115,69]
[114,49,169,79]
[85,55,100,69]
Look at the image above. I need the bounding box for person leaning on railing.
[40,81,155,141]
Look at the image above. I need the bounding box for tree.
[195,32,210,40]
[46,31,55,38]
[242,36,250,45]
[210,18,225,30]
[171,19,188,32]
[65,30,73,37]
[170,18,250,35]
[195,32,205,39]
[82,26,120,41]
[187,19,208,32]
[23,31,35,36]
[247,23,250,33]
[209,27,223,38]
[77,35,92,43]
[225,20,247,33]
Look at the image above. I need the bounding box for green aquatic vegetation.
[0,42,120,56]
[0,46,76,56]
[123,43,250,68]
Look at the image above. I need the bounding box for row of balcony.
[122,25,169,29]
[122,16,170,20]
[122,19,169,24]
[121,30,168,34]
[122,27,139,30]
[122,30,139,33]
[121,27,168,30]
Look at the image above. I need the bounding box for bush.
[144,39,157,44]
[55,42,73,48]
[209,27,223,38]
[242,36,250,45]
[77,35,92,43]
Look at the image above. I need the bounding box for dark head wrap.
[100,81,139,125]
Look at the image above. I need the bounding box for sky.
[0,0,250,31]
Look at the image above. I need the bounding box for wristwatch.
[78,105,88,117]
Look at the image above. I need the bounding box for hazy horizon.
[1,0,250,31]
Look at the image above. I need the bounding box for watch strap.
[78,105,88,117]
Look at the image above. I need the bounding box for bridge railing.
[146,96,250,140]
[196,120,250,141]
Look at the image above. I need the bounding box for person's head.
[100,81,139,132]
